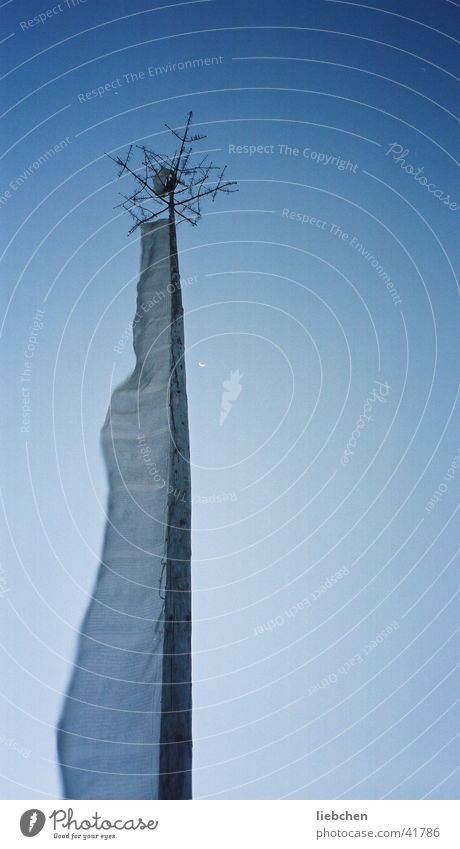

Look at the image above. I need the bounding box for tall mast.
[109,115,235,798]
[58,116,235,801]
[159,192,192,798]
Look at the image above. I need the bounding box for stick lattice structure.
[108,112,237,234]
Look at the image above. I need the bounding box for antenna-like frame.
[107,112,237,234]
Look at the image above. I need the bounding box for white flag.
[58,221,192,799]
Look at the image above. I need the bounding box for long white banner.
[1,800,457,848]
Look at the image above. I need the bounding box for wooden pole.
[159,196,192,799]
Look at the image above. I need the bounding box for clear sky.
[0,0,459,799]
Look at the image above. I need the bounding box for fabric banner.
[58,221,192,800]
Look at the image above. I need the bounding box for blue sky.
[0,0,459,799]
